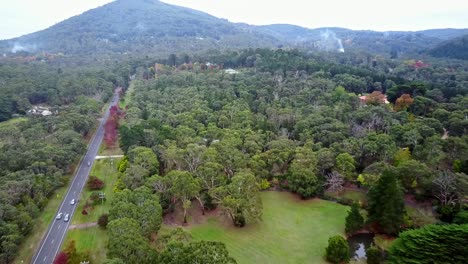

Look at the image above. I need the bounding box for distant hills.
[1,0,467,58]
[429,34,468,60]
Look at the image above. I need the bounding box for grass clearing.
[63,226,108,263]
[72,158,121,224]
[187,191,348,264]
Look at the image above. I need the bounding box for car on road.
[70,199,76,205]
[56,212,63,220]
[87,161,91,166]
[64,214,69,222]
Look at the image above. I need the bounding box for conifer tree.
[367,169,405,234]
[345,203,364,234]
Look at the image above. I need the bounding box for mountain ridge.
[1,0,467,57]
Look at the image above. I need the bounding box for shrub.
[87,176,105,190]
[53,252,68,264]
[81,209,88,215]
[98,213,109,228]
[325,235,349,264]
[366,245,382,264]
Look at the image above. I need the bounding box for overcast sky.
[1,0,468,40]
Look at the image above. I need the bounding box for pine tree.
[367,169,405,235]
[345,203,364,234]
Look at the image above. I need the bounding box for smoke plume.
[317,30,344,53]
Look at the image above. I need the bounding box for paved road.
[32,92,120,264]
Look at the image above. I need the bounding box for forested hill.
[429,34,468,60]
[257,24,468,55]
[1,0,468,56]
[0,0,279,55]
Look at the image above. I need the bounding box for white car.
[64,214,69,222]
[70,199,76,205]
[56,212,63,220]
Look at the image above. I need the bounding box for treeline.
[0,60,130,263]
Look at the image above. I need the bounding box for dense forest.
[0,61,131,262]
[96,48,468,263]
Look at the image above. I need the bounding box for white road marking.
[43,256,47,262]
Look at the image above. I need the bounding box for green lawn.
[187,191,349,264]
[72,158,121,224]
[63,226,108,263]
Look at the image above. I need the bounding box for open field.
[187,191,349,264]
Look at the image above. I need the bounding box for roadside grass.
[187,191,349,264]
[62,226,108,263]
[13,186,68,264]
[72,158,121,225]
[119,81,135,109]
[98,143,123,156]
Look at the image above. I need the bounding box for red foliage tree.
[104,105,122,148]
[53,252,68,264]
[87,176,105,190]
[82,209,88,215]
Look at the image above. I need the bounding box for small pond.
[347,233,375,260]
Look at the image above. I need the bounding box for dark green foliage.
[366,245,382,264]
[107,218,156,264]
[109,187,163,237]
[325,235,350,264]
[388,224,468,264]
[367,170,405,234]
[159,241,237,264]
[345,203,364,234]
[454,210,468,224]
